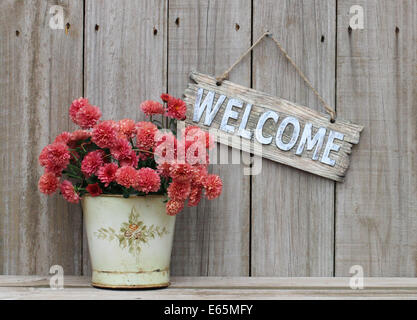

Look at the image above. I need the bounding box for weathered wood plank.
[168,0,251,276]
[0,0,83,274]
[184,71,363,182]
[83,0,168,274]
[3,287,417,300]
[1,276,417,300]
[4,275,417,290]
[251,0,336,276]
[335,0,417,276]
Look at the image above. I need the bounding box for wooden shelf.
[1,276,417,300]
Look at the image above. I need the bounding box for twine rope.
[216,31,336,121]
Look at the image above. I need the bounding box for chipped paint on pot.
[82,194,175,289]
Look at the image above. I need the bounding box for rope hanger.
[215,31,337,122]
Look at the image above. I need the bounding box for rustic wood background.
[1,0,416,277]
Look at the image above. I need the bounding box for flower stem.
[132,148,154,155]
[70,151,80,163]
[80,143,87,152]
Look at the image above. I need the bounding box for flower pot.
[82,194,176,289]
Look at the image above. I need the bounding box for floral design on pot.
[94,206,168,256]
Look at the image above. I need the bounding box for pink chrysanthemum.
[75,104,102,129]
[165,97,187,120]
[97,163,118,187]
[203,174,223,200]
[68,130,91,148]
[166,199,185,216]
[118,119,136,139]
[92,120,119,149]
[69,98,89,123]
[70,130,91,142]
[54,132,72,145]
[81,150,105,177]
[167,181,191,201]
[135,168,161,194]
[111,139,133,158]
[60,180,80,203]
[86,183,103,197]
[191,165,208,186]
[39,143,71,175]
[160,93,173,102]
[110,139,139,167]
[136,121,158,150]
[169,163,195,183]
[140,100,165,117]
[156,161,172,178]
[188,185,203,207]
[38,172,60,195]
[119,149,138,167]
[115,166,138,188]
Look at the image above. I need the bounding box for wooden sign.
[183,71,363,182]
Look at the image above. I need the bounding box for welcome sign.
[184,72,363,182]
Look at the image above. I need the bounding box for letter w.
[193,88,226,126]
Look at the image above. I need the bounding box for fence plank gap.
[83,0,168,274]
[335,0,417,277]
[168,0,251,276]
[251,0,336,276]
[0,0,84,274]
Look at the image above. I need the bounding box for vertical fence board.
[0,0,84,274]
[83,0,167,274]
[251,0,335,276]
[168,0,251,276]
[335,0,417,276]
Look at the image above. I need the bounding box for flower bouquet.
[38,94,222,288]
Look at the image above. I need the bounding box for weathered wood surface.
[184,71,363,182]
[1,276,417,300]
[83,0,168,275]
[251,0,337,276]
[168,0,251,276]
[335,0,417,276]
[0,0,84,274]
[4,275,417,289]
[1,0,416,278]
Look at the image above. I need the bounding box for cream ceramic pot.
[82,194,176,289]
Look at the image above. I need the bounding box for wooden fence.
[1,0,416,277]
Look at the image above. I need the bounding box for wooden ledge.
[1,276,417,300]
